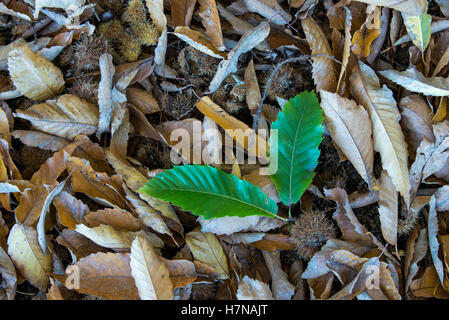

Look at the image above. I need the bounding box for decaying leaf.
[207,22,270,93]
[320,91,374,188]
[237,275,274,300]
[130,235,173,300]
[7,224,52,292]
[14,95,98,140]
[185,228,229,279]
[350,62,410,207]
[8,41,64,101]
[301,16,337,92]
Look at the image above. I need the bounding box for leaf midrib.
[149,185,277,217]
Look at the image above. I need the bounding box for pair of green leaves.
[139,91,323,220]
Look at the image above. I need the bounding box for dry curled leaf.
[301,16,337,92]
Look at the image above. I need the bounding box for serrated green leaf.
[402,10,431,53]
[268,91,324,206]
[139,165,280,220]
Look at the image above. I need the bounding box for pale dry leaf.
[320,91,374,188]
[198,215,285,235]
[428,195,445,287]
[337,7,352,94]
[14,95,99,140]
[301,16,337,92]
[97,53,115,138]
[399,95,435,152]
[34,0,85,18]
[11,130,70,151]
[208,22,270,93]
[378,171,398,246]
[198,0,225,51]
[7,224,52,292]
[173,26,225,59]
[435,0,449,16]
[36,177,70,253]
[405,228,428,292]
[351,0,426,15]
[75,224,137,251]
[262,250,295,300]
[130,235,174,300]
[70,252,139,300]
[8,42,64,101]
[0,2,31,21]
[409,121,449,203]
[379,67,449,96]
[237,275,274,300]
[0,246,16,300]
[435,185,449,212]
[123,184,173,237]
[350,62,410,207]
[243,0,291,25]
[145,0,167,74]
[185,228,229,280]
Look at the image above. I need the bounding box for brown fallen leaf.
[185,228,230,280]
[169,0,196,27]
[53,191,90,229]
[130,235,174,300]
[8,41,64,101]
[262,250,295,300]
[350,61,410,207]
[198,0,225,51]
[378,171,398,247]
[198,215,285,235]
[74,224,138,251]
[320,91,375,188]
[301,16,337,92]
[126,87,160,114]
[173,26,226,59]
[0,246,16,300]
[428,195,446,287]
[351,5,381,58]
[69,252,140,300]
[405,228,428,292]
[84,208,142,232]
[410,265,449,299]
[14,95,99,140]
[399,95,435,153]
[197,96,268,162]
[162,258,197,288]
[56,228,109,260]
[67,156,127,208]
